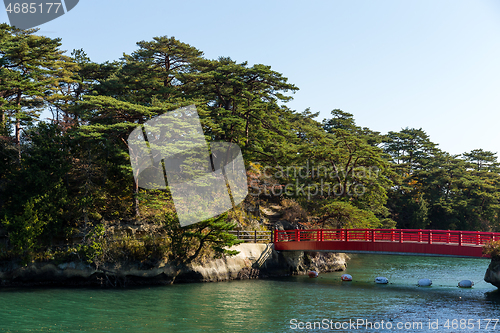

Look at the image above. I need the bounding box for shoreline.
[0,244,349,288]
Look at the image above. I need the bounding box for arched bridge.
[273,229,500,258]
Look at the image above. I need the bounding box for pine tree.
[0,24,73,149]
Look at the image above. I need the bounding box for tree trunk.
[15,91,22,162]
[245,112,250,146]
[133,178,140,217]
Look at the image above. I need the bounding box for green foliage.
[3,23,500,268]
[318,201,381,229]
[483,240,500,260]
[1,122,72,244]
[105,234,169,265]
[0,24,75,145]
[384,132,500,231]
[78,224,106,266]
[164,213,242,266]
[2,197,47,263]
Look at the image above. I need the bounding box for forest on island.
[1,24,500,264]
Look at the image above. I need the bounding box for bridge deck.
[273,229,500,258]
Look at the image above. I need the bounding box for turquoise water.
[1,254,499,332]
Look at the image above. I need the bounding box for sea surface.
[1,254,499,332]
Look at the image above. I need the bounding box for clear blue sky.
[2,0,500,156]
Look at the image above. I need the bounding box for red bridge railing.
[274,229,500,246]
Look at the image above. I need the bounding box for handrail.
[273,228,500,246]
[228,230,272,243]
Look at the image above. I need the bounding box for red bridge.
[273,229,500,258]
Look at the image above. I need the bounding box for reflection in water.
[0,254,498,332]
[485,289,500,304]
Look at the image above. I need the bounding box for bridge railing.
[274,228,500,246]
[228,230,272,243]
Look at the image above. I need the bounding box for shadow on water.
[485,289,500,303]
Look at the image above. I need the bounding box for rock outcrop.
[484,259,500,288]
[0,244,348,287]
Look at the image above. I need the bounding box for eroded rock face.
[0,244,348,287]
[0,261,98,287]
[279,251,348,275]
[484,259,500,288]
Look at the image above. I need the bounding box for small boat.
[308,271,319,278]
[375,277,389,284]
[418,278,432,287]
[458,280,474,288]
[341,274,352,281]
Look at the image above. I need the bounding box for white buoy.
[375,277,389,284]
[341,274,352,281]
[418,278,432,286]
[458,280,474,288]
